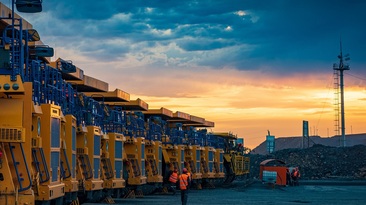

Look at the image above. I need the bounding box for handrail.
[9,143,32,192]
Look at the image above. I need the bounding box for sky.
[4,0,366,149]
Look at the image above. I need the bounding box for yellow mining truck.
[169,112,204,189]
[143,108,172,193]
[111,99,148,197]
[212,132,250,184]
[183,116,220,188]
[84,88,131,199]
[61,65,109,202]
[148,109,185,193]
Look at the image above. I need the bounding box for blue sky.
[5,0,366,148]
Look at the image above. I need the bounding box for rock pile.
[249,144,366,180]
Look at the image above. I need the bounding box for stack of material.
[250,144,366,180]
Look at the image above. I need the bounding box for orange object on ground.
[259,159,288,186]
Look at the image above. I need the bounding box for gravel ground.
[83,180,366,205]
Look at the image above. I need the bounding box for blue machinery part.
[32,45,54,57]
[9,143,32,192]
[15,0,43,13]
[58,58,76,73]
[146,116,164,141]
[32,147,50,183]
[103,107,126,134]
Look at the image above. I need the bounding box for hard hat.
[183,168,188,173]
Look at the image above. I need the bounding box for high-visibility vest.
[179,174,189,190]
[169,172,178,183]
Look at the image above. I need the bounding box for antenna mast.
[333,40,350,147]
[333,69,340,136]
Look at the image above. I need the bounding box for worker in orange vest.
[168,168,178,194]
[291,167,300,186]
[179,168,191,205]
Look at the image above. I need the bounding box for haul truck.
[26,27,69,205]
[144,116,164,185]
[64,71,109,202]
[196,121,219,188]
[212,132,250,184]
[183,115,207,189]
[141,108,174,194]
[55,61,83,205]
[106,99,148,197]
[159,109,185,186]
[143,108,174,190]
[28,48,65,205]
[165,112,200,189]
[74,93,104,202]
[182,115,214,189]
[85,89,130,200]
[206,133,226,182]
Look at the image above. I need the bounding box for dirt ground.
[84,180,366,205]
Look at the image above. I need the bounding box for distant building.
[266,135,275,154]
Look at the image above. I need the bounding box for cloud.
[19,0,366,76]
